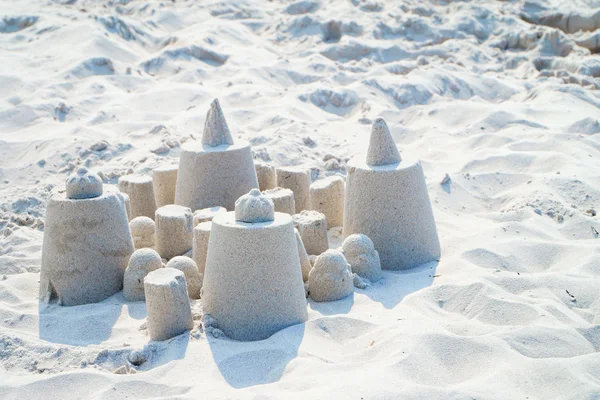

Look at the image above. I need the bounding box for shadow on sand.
[208,322,305,389]
[38,292,147,346]
[360,260,438,309]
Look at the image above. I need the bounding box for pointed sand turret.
[175,99,259,211]
[343,117,440,270]
[366,118,401,166]
[202,98,234,147]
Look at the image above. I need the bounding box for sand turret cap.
[235,189,275,223]
[66,167,103,199]
[202,98,235,147]
[366,118,401,166]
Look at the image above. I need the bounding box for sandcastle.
[308,249,354,302]
[193,206,226,226]
[293,210,329,256]
[341,234,382,282]
[192,221,212,276]
[202,189,307,341]
[123,248,163,301]
[175,99,259,211]
[40,168,134,306]
[129,216,155,249]
[118,174,157,220]
[276,166,311,213]
[343,118,440,270]
[165,256,202,299]
[255,161,277,191]
[155,205,193,260]
[263,187,295,215]
[153,165,178,208]
[144,268,193,341]
[309,176,345,228]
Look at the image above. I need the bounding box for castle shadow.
[208,322,305,389]
[308,292,354,315]
[38,292,144,346]
[360,260,438,309]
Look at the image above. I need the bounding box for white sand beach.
[1,0,600,398]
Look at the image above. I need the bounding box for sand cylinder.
[293,210,329,256]
[192,221,212,276]
[155,205,193,260]
[129,216,155,249]
[175,99,258,211]
[255,161,277,191]
[343,118,440,270]
[276,167,311,213]
[118,174,157,220]
[295,228,312,282]
[40,168,134,306]
[193,206,226,226]
[121,193,132,220]
[263,187,295,215]
[202,190,307,341]
[144,268,193,341]
[153,165,178,207]
[309,176,345,228]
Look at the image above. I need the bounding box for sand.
[1,0,600,397]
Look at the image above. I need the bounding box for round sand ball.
[276,167,311,213]
[66,167,103,199]
[193,206,226,226]
[263,187,295,215]
[309,176,345,228]
[165,256,202,299]
[341,234,382,282]
[308,249,353,302]
[235,189,274,223]
[129,217,155,249]
[124,248,162,301]
[255,161,277,191]
[293,210,328,255]
[144,268,193,341]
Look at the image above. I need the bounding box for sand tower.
[40,168,134,306]
[202,189,308,341]
[343,118,440,270]
[118,174,157,220]
[175,99,259,211]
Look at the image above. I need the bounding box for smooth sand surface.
[1,0,600,398]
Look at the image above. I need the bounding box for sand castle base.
[40,186,134,306]
[202,211,307,341]
[343,157,440,270]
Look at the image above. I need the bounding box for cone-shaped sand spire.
[175,99,259,211]
[202,98,234,147]
[202,189,307,341]
[343,117,440,270]
[366,118,401,166]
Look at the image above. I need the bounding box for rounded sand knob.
[235,189,274,223]
[129,216,155,249]
[308,249,353,302]
[66,167,103,199]
[124,248,162,301]
[366,118,401,166]
[341,234,382,282]
[144,268,193,341]
[202,98,234,147]
[165,256,202,299]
